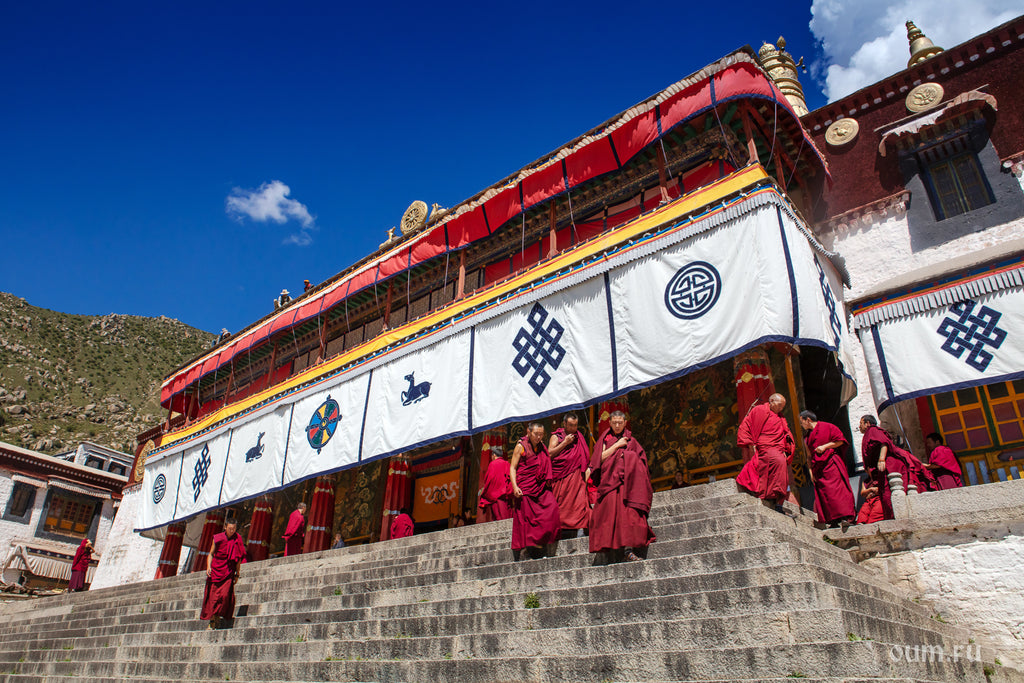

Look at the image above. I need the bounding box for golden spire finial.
[906,20,944,67]
[756,36,808,117]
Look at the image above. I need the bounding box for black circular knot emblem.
[664,261,722,320]
[153,473,167,505]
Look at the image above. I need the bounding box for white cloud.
[810,0,1023,101]
[226,180,316,245]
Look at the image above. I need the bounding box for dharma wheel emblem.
[306,396,342,454]
[665,261,722,320]
[153,473,167,505]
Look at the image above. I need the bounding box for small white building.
[0,441,127,589]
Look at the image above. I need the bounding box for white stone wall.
[90,486,163,590]
[867,536,1024,668]
[0,472,50,584]
[819,209,1024,453]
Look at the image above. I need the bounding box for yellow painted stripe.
[157,164,772,449]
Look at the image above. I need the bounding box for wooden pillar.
[783,347,805,505]
[456,251,467,300]
[154,522,186,580]
[741,105,759,165]
[655,146,671,203]
[303,476,336,553]
[246,498,273,562]
[189,509,224,573]
[382,282,394,331]
[380,456,411,541]
[547,203,558,258]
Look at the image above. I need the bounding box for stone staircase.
[1,480,1021,682]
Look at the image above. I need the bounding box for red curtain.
[246,498,273,562]
[154,522,186,580]
[380,456,412,541]
[733,349,775,422]
[189,509,225,573]
[304,476,336,553]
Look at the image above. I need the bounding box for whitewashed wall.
[0,472,48,584]
[817,208,1024,455]
[91,486,163,590]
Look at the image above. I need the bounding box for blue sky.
[1,1,1018,334]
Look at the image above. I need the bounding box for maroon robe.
[856,494,885,524]
[928,445,964,490]
[737,403,795,503]
[588,428,656,553]
[549,428,591,530]
[861,426,927,519]
[68,540,91,592]
[199,531,246,621]
[478,458,513,523]
[390,513,414,539]
[806,421,856,524]
[282,509,306,556]
[511,436,561,550]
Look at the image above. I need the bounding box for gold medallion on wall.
[825,118,859,147]
[906,83,944,112]
[133,440,155,484]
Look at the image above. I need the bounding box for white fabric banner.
[137,193,853,532]
[284,373,371,484]
[136,448,184,531]
[173,430,232,520]
[858,287,1024,410]
[472,277,614,429]
[219,404,291,505]
[362,331,471,457]
[611,209,790,389]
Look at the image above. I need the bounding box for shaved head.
[768,393,787,414]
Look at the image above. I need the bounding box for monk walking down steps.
[199,519,246,630]
[509,422,561,560]
[588,411,655,564]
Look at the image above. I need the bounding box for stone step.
[3,641,1014,682]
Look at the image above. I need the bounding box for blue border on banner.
[215,430,234,506]
[279,404,295,487]
[870,325,895,404]
[358,370,374,462]
[135,331,846,533]
[170,446,185,521]
[777,206,799,339]
[468,326,476,431]
[604,272,619,394]
[877,370,1024,412]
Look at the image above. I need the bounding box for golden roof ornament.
[906,20,944,67]
[756,36,809,117]
[400,200,429,235]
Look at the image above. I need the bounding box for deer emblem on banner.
[401,372,431,406]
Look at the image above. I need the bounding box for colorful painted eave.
[152,165,777,452]
[160,52,829,410]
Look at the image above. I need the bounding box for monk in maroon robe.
[799,411,855,528]
[856,477,885,524]
[548,413,591,535]
[737,394,795,509]
[282,502,306,556]
[509,422,561,558]
[925,433,965,490]
[478,451,513,523]
[858,415,931,518]
[67,539,92,592]
[390,510,414,539]
[199,520,246,629]
[588,411,656,562]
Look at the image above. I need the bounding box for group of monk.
[735,392,964,528]
[480,411,656,563]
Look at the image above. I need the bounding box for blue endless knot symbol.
[192,444,211,502]
[664,261,721,320]
[815,259,843,348]
[152,473,166,505]
[937,300,1007,372]
[511,302,566,396]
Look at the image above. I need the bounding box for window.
[108,463,126,477]
[920,136,994,220]
[84,456,105,470]
[930,380,1024,453]
[42,493,98,539]
[4,483,36,522]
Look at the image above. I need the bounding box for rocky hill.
[0,292,215,455]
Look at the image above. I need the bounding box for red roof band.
[162,58,826,411]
